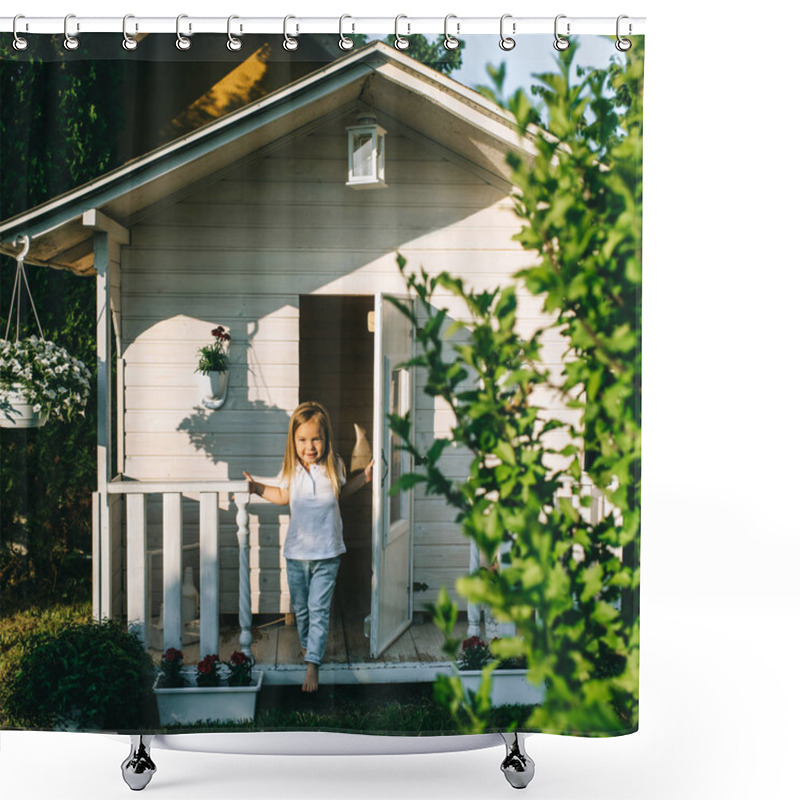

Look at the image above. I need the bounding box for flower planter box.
[0,387,48,428]
[154,669,263,726]
[458,669,545,707]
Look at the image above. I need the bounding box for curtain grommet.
[616,15,632,51]
[122,15,138,51]
[394,15,410,50]
[227,15,242,51]
[12,15,29,51]
[283,15,299,51]
[176,14,191,51]
[339,15,354,50]
[443,14,459,50]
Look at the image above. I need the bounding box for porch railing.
[106,479,251,659]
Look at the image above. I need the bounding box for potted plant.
[153,650,262,726]
[455,636,544,708]
[195,325,231,409]
[0,336,91,428]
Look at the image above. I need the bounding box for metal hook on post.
[15,235,31,263]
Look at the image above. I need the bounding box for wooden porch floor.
[149,606,469,683]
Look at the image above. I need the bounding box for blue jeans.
[285,557,340,665]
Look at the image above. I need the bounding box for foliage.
[3,617,154,730]
[196,654,222,688]
[158,648,187,689]
[226,650,254,687]
[0,38,125,605]
[0,336,91,422]
[195,326,231,375]
[350,34,463,76]
[390,42,642,736]
[0,601,92,726]
[457,636,492,671]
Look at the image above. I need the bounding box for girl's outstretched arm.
[243,471,290,505]
[340,459,374,500]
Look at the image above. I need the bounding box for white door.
[370,294,415,657]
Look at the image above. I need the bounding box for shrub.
[4,618,155,730]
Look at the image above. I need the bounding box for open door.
[369,294,415,657]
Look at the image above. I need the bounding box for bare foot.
[302,662,319,693]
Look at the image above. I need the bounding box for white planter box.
[458,669,545,707]
[0,387,48,428]
[197,370,229,409]
[154,669,263,726]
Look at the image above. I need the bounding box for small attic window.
[346,114,387,190]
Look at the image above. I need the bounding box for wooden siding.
[120,115,570,616]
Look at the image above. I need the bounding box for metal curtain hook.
[176,14,191,50]
[499,14,515,51]
[227,15,242,51]
[616,15,632,51]
[394,15,409,50]
[339,15,354,50]
[443,14,459,50]
[283,15,298,51]
[13,15,29,51]
[122,15,138,50]
[554,14,570,51]
[64,13,79,51]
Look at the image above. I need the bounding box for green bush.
[3,617,155,731]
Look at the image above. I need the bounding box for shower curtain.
[0,26,642,740]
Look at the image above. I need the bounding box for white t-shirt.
[279,459,347,560]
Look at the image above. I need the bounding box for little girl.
[243,401,373,692]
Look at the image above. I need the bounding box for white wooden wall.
[120,114,572,614]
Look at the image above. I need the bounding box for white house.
[0,42,589,682]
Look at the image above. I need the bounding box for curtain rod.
[0,15,646,37]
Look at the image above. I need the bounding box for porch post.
[467,540,481,637]
[199,492,220,658]
[234,492,253,658]
[94,230,113,620]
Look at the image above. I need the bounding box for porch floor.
[149,607,469,685]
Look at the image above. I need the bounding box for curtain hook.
[339,15,354,50]
[283,15,298,51]
[176,14,191,50]
[227,15,242,51]
[12,15,29,51]
[554,14,570,51]
[443,14,459,51]
[64,13,80,51]
[499,14,515,51]
[616,15,632,51]
[122,15,138,51]
[394,15,409,50]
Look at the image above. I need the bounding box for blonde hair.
[280,401,342,497]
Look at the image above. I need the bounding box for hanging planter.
[0,237,92,428]
[195,326,231,410]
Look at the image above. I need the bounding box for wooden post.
[467,540,481,637]
[162,493,183,653]
[234,492,253,658]
[126,493,148,646]
[199,492,220,658]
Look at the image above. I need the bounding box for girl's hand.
[243,471,255,494]
[363,460,374,485]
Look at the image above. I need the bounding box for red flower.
[163,648,183,663]
[197,654,220,674]
[229,651,250,667]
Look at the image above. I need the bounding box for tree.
[351,34,463,76]
[391,42,642,734]
[0,39,124,609]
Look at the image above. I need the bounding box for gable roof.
[0,41,537,275]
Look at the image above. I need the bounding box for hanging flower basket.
[0,337,91,428]
[195,326,231,410]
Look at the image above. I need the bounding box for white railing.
[107,479,251,659]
